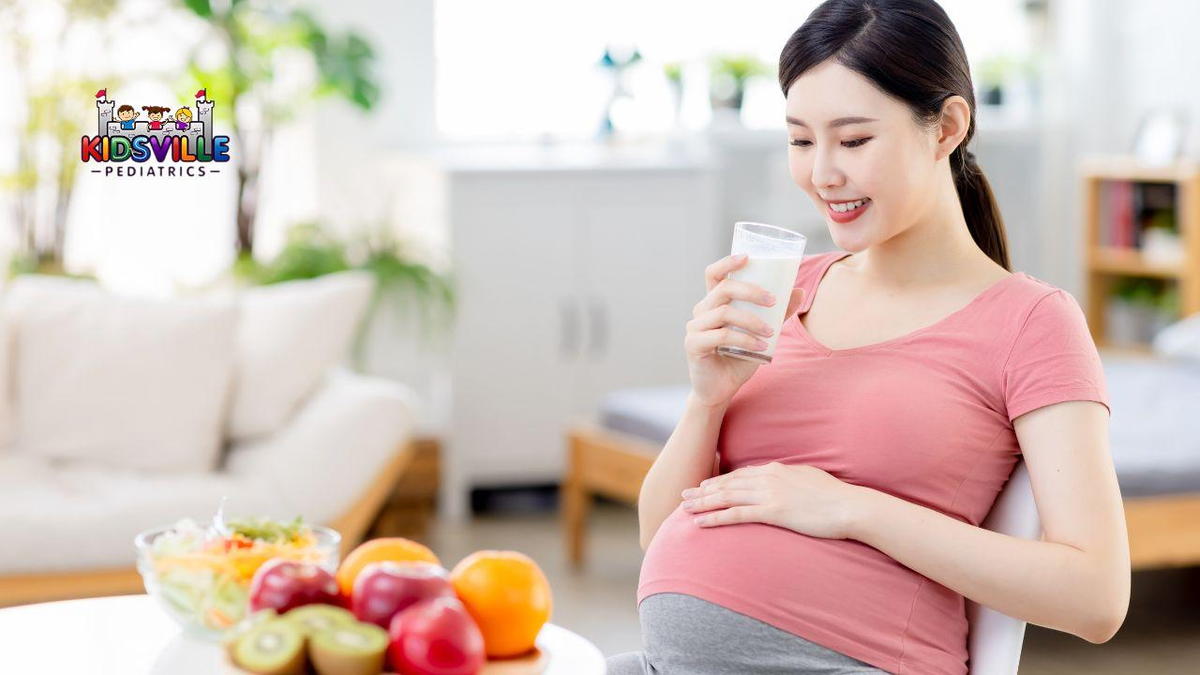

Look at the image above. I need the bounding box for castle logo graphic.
[81,88,231,177]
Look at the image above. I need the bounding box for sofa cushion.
[0,276,102,453]
[4,275,236,473]
[225,368,416,524]
[227,271,375,441]
[0,369,415,575]
[0,454,277,575]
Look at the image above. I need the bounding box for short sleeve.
[1002,289,1111,422]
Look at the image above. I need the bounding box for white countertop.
[424,120,1035,175]
[429,136,717,173]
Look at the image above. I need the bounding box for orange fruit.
[336,538,441,596]
[449,550,552,658]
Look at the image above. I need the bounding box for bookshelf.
[1081,155,1200,353]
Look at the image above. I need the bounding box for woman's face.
[785,60,940,251]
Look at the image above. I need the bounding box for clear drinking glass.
[716,221,807,364]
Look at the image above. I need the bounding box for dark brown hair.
[117,104,133,114]
[778,0,1011,270]
[141,105,171,114]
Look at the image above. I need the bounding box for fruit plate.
[222,645,548,674]
[480,646,548,674]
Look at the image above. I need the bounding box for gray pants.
[607,593,890,674]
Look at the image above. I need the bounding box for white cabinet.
[441,163,719,518]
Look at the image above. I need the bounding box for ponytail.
[951,145,1011,271]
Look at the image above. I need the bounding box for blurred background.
[0,0,1198,673]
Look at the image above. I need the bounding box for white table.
[0,594,606,675]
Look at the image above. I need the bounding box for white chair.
[966,460,1039,674]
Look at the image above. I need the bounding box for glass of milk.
[716,221,807,364]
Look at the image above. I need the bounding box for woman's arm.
[846,399,1129,643]
[638,391,727,550]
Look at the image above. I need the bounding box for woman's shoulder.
[997,271,1082,315]
[993,272,1096,355]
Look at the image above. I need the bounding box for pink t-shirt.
[637,250,1111,675]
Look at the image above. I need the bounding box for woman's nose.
[810,149,845,189]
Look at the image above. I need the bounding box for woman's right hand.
[684,254,804,409]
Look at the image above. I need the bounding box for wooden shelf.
[1079,155,1200,183]
[1088,247,1184,279]
[1080,155,1200,350]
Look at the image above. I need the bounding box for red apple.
[352,561,455,629]
[388,597,486,675]
[248,558,341,614]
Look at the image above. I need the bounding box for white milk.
[724,255,803,361]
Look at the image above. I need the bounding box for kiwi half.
[284,604,356,636]
[232,618,307,675]
[308,622,390,675]
[223,609,279,659]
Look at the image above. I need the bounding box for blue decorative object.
[595,44,643,140]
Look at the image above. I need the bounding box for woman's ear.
[934,95,971,161]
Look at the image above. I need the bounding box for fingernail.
[733,253,747,261]
[755,339,768,349]
[764,294,776,305]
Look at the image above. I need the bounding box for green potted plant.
[664,61,684,123]
[977,55,1012,106]
[233,222,455,368]
[708,54,770,114]
[1108,277,1179,345]
[976,54,1035,108]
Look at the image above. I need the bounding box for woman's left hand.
[680,461,867,540]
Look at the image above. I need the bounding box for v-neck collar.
[790,251,1022,357]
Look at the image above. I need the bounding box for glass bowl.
[135,522,340,641]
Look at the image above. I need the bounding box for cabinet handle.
[561,297,580,358]
[588,296,607,358]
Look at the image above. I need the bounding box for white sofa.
[0,271,419,599]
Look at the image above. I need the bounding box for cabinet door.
[573,171,718,418]
[448,175,581,490]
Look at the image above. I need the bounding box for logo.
[81,88,231,177]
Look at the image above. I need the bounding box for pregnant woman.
[606,1,1129,673]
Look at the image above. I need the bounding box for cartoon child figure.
[116,104,139,130]
[142,105,171,130]
[171,107,192,131]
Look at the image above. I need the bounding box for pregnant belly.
[638,505,971,675]
[638,504,922,620]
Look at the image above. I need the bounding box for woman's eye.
[788,137,872,148]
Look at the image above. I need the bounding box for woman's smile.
[826,197,872,224]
